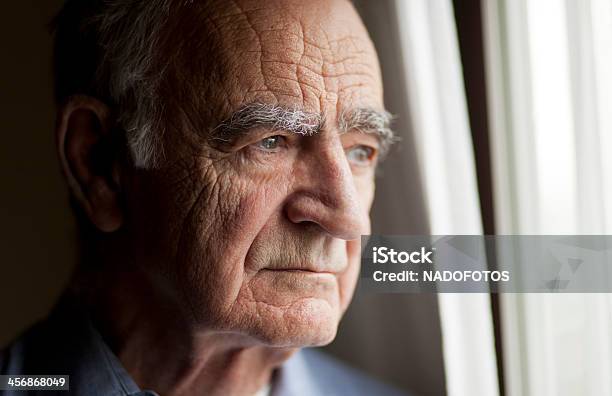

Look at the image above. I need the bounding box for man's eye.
[346,145,376,166]
[255,135,285,151]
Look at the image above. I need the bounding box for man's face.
[125,0,386,347]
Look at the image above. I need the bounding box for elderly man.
[1,0,403,395]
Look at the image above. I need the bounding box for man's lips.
[262,263,347,274]
[264,268,336,275]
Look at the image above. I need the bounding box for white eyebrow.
[211,102,397,155]
[338,107,397,155]
[211,102,324,142]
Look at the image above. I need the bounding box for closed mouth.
[262,268,337,275]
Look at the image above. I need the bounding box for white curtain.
[393,1,500,395]
[483,0,612,395]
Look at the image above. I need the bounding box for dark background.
[0,0,76,348]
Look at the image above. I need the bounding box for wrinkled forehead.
[200,0,384,121]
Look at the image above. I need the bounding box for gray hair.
[53,1,393,168]
[53,0,176,168]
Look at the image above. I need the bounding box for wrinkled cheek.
[203,183,284,317]
[172,193,257,321]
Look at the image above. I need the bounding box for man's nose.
[284,140,368,240]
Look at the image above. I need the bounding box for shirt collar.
[271,349,320,396]
[49,297,158,396]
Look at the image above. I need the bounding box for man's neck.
[74,267,295,396]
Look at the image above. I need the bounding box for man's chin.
[276,297,341,346]
[243,296,341,348]
[219,271,345,347]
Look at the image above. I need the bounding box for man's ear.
[56,95,123,233]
